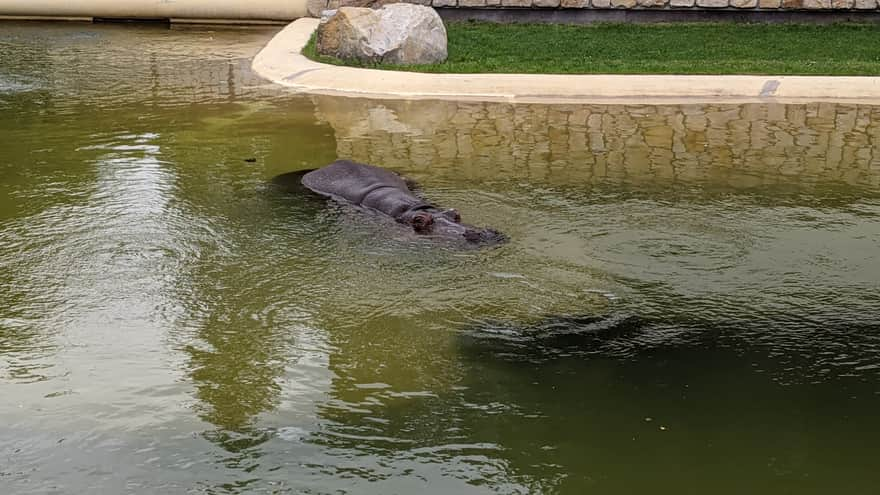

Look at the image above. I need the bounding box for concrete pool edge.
[252,18,880,105]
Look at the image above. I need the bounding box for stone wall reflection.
[313,97,880,191]
[0,22,280,107]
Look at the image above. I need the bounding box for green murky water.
[2,21,880,494]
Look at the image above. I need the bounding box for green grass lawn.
[303,22,880,75]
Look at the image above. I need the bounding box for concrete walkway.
[252,18,880,104]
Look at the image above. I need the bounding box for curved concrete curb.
[253,18,880,104]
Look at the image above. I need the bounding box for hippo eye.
[411,213,433,233]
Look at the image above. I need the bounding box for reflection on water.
[313,94,880,379]
[315,96,880,192]
[1,20,880,495]
[0,75,35,94]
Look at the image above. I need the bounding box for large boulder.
[315,4,448,65]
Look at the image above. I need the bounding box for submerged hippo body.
[301,160,505,245]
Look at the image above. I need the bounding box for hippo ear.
[410,212,434,233]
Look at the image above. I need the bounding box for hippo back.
[301,160,411,205]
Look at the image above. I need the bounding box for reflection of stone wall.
[312,96,880,191]
[25,23,280,105]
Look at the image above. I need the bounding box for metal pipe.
[0,0,307,23]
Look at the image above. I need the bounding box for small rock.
[319,8,338,23]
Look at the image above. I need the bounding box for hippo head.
[400,208,506,246]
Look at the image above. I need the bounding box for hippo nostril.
[463,230,482,243]
[463,229,507,244]
[484,229,507,244]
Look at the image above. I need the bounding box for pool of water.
[2,21,879,495]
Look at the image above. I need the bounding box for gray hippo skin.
[301,160,506,245]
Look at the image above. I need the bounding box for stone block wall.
[433,0,880,7]
[306,0,880,17]
[427,0,880,7]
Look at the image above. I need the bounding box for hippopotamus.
[299,160,505,246]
